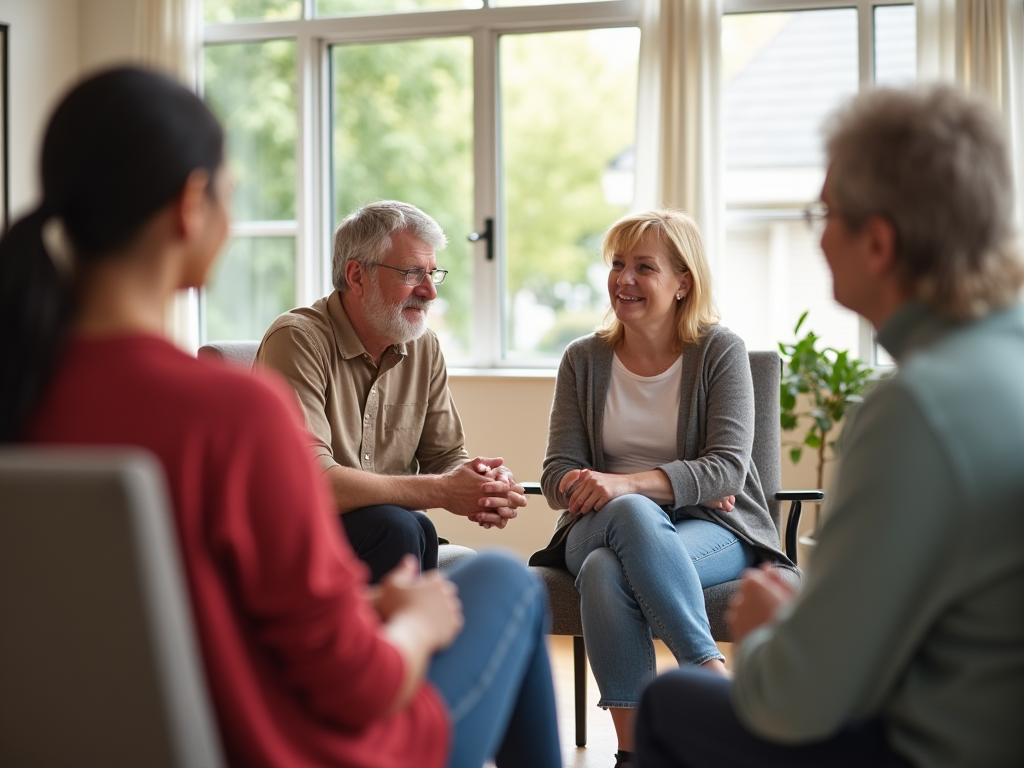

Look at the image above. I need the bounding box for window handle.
[468,217,494,261]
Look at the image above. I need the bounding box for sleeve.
[207,378,407,730]
[255,324,339,472]
[540,345,594,510]
[414,339,469,475]
[658,333,756,508]
[731,380,964,742]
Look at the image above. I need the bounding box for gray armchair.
[526,350,822,747]
[198,340,476,572]
[0,448,225,768]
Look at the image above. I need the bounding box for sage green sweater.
[733,302,1024,768]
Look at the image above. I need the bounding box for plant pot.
[797,535,818,574]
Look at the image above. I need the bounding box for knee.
[458,551,548,621]
[351,505,429,549]
[383,507,430,547]
[575,547,623,592]
[603,494,672,537]
[410,509,437,541]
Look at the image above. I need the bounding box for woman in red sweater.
[0,66,561,768]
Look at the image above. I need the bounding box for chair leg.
[574,635,587,747]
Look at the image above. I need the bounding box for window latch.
[468,218,494,261]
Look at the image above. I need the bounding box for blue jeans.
[637,668,914,768]
[428,551,562,768]
[565,494,753,708]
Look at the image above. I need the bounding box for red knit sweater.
[28,334,449,768]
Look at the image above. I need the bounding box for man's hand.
[725,563,796,643]
[467,459,527,529]
[559,468,634,515]
[440,457,525,528]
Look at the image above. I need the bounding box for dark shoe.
[614,749,634,767]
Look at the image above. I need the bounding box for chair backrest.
[197,340,260,369]
[747,350,782,533]
[0,448,224,768]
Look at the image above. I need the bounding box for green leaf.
[780,412,797,430]
[789,447,803,464]
[804,433,822,449]
[794,310,809,336]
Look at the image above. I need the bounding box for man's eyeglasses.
[802,202,832,237]
[372,264,449,286]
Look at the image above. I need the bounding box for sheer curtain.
[137,0,204,350]
[918,0,1024,228]
[634,0,723,269]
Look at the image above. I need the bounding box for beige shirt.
[255,290,468,477]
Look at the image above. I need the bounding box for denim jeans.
[565,493,754,708]
[339,505,438,584]
[428,550,562,768]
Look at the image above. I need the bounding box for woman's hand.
[561,469,634,515]
[703,495,736,512]
[379,556,463,651]
[379,556,464,714]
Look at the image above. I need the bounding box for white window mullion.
[856,0,876,363]
[295,29,326,308]
[471,26,501,367]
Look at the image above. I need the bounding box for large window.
[202,0,915,365]
[721,1,915,362]
[203,1,641,366]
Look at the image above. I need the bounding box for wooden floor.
[548,636,733,768]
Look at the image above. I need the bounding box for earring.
[676,293,683,301]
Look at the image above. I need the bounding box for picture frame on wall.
[0,23,8,233]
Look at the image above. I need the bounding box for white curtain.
[634,0,724,269]
[136,0,204,351]
[918,0,1024,228]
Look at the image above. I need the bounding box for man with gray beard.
[257,201,526,583]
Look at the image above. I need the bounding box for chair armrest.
[775,491,825,566]
[776,491,824,502]
[523,482,543,495]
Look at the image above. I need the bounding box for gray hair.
[824,83,1023,319]
[332,200,448,291]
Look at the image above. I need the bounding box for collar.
[326,290,409,361]
[876,301,957,363]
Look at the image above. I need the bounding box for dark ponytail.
[0,67,225,441]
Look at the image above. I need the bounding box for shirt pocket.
[384,402,428,434]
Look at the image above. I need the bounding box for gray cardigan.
[530,325,794,572]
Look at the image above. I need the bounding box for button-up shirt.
[255,291,468,477]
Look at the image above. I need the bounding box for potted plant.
[779,311,875,542]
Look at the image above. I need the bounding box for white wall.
[0,0,80,218]
[80,0,137,74]
[0,0,135,219]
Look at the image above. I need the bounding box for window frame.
[201,0,910,368]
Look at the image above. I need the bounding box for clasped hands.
[444,456,527,529]
[558,467,737,516]
[724,562,796,643]
[370,555,463,651]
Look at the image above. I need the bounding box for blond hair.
[596,209,719,349]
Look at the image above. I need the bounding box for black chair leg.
[574,635,587,747]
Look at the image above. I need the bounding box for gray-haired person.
[257,201,526,582]
[636,84,1024,768]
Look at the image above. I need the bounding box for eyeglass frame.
[802,201,834,236]
[369,263,449,286]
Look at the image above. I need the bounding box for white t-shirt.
[602,352,682,475]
